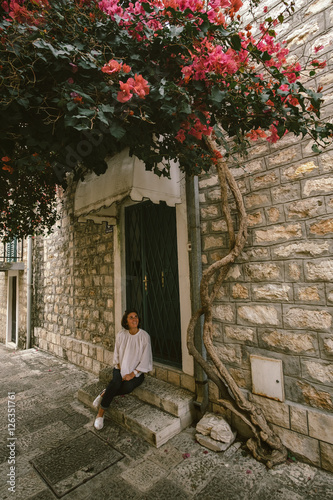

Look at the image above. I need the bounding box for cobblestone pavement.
[1,345,333,500]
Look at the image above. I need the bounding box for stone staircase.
[77,371,195,448]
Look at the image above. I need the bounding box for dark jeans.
[100,368,144,410]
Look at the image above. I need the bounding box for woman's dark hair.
[121,309,140,330]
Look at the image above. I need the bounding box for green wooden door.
[125,201,182,367]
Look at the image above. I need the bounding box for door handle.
[143,275,148,292]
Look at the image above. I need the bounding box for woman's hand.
[122,372,135,381]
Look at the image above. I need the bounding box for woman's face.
[127,312,139,330]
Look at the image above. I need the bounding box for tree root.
[187,136,288,468]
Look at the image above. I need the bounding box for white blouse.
[113,328,153,378]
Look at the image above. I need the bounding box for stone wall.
[199,0,333,472]
[33,182,115,375]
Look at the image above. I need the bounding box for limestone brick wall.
[33,182,115,375]
[199,0,333,472]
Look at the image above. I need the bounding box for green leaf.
[100,104,114,113]
[210,86,225,103]
[109,122,126,139]
[230,34,241,51]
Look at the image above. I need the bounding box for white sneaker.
[94,416,104,430]
[92,390,105,408]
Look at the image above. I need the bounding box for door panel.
[125,201,182,367]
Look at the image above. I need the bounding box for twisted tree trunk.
[187,136,288,468]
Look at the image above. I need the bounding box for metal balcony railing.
[0,238,24,263]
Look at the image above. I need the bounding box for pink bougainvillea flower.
[175,129,186,143]
[122,63,131,73]
[314,45,324,53]
[102,59,122,74]
[246,128,267,141]
[117,81,133,103]
[131,74,150,98]
[267,124,279,143]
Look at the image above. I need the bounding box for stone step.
[77,379,189,448]
[132,376,195,428]
[98,370,195,426]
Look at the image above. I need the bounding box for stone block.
[308,409,333,444]
[195,433,236,452]
[291,379,333,411]
[180,373,195,393]
[231,283,249,299]
[282,161,319,181]
[266,206,284,223]
[252,284,291,302]
[284,307,332,331]
[229,366,251,390]
[155,366,169,382]
[258,328,318,356]
[254,223,302,245]
[200,205,220,219]
[81,343,89,357]
[167,370,181,387]
[267,146,301,167]
[245,262,282,281]
[224,325,256,344]
[251,170,280,190]
[305,259,333,282]
[285,197,326,220]
[287,262,303,282]
[95,346,104,362]
[196,412,232,438]
[213,304,235,323]
[207,188,222,202]
[271,424,321,467]
[103,349,113,366]
[199,174,219,189]
[271,183,301,204]
[214,342,242,365]
[295,285,324,304]
[318,333,333,360]
[247,211,264,227]
[244,190,271,209]
[308,218,333,236]
[285,19,320,47]
[72,340,82,354]
[83,356,93,372]
[301,358,333,387]
[92,359,101,375]
[239,247,270,262]
[319,151,333,172]
[303,176,333,196]
[290,404,308,435]
[238,304,281,327]
[203,235,225,250]
[320,442,333,473]
[305,0,332,16]
[249,393,290,428]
